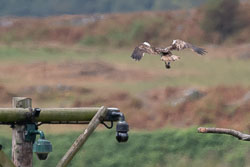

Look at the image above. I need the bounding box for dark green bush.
[201,0,240,40]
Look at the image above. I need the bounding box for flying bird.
[131,39,207,69]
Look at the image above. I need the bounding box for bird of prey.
[131,39,207,69]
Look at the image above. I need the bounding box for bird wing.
[168,39,207,55]
[131,43,156,61]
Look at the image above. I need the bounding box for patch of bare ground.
[72,85,250,131]
[0,61,156,90]
[57,61,154,81]
[0,82,249,132]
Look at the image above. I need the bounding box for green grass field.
[1,127,249,167]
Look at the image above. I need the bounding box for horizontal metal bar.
[0,107,120,124]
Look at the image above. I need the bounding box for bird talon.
[165,62,171,69]
[165,65,171,69]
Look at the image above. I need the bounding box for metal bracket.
[25,108,41,123]
[102,108,126,130]
[25,124,37,143]
[24,123,45,143]
[104,108,123,122]
[101,121,113,129]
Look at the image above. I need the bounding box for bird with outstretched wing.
[131,39,207,69]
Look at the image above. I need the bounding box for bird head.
[172,40,177,45]
[143,42,151,47]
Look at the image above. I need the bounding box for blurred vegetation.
[80,19,156,46]
[1,127,250,167]
[0,0,208,16]
[0,11,205,46]
[2,4,250,47]
[201,0,245,41]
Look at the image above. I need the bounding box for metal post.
[11,97,33,167]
